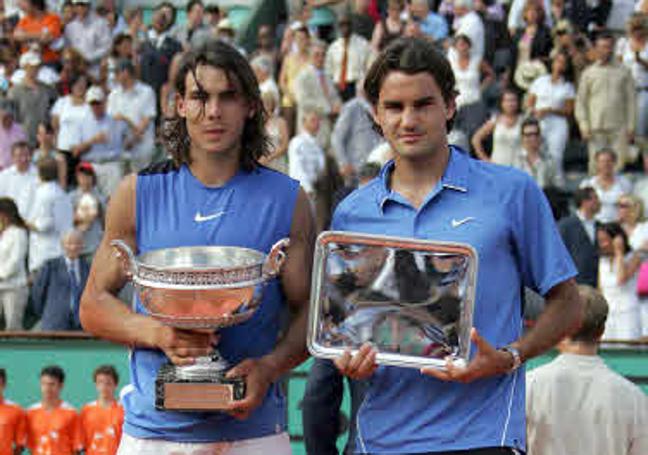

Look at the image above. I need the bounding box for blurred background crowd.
[0,0,646,342]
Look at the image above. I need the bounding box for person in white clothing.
[596,222,643,340]
[106,59,157,171]
[288,108,325,197]
[64,0,112,76]
[451,0,485,62]
[580,149,633,222]
[0,142,39,220]
[50,73,91,154]
[526,284,648,455]
[26,157,74,273]
[527,50,575,185]
[0,198,29,330]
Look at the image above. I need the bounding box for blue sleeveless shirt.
[122,161,300,442]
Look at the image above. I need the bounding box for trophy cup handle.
[110,239,138,279]
[263,238,290,278]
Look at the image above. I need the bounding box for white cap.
[217,18,235,31]
[19,52,41,68]
[71,0,91,4]
[85,85,105,103]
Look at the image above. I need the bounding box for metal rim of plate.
[307,231,479,371]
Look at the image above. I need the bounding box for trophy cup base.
[155,363,246,411]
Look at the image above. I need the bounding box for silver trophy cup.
[308,232,477,370]
[112,238,290,411]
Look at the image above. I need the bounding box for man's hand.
[223,357,276,420]
[152,325,216,366]
[421,328,514,383]
[333,342,378,380]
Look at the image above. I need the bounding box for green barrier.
[1,334,646,454]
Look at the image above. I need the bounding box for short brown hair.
[93,365,119,384]
[37,157,58,182]
[571,285,608,343]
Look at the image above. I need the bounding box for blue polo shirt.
[331,146,577,453]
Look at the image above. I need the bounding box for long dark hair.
[0,197,27,230]
[161,41,270,171]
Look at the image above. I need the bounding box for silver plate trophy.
[308,232,478,370]
[112,238,290,411]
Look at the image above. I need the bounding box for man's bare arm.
[79,175,213,364]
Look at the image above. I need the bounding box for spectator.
[13,0,63,66]
[159,52,183,119]
[596,221,643,340]
[558,187,601,287]
[27,156,74,273]
[95,0,127,38]
[449,34,493,145]
[71,85,128,199]
[527,49,575,184]
[251,25,279,77]
[138,2,183,99]
[189,4,221,50]
[107,59,157,171]
[0,141,39,220]
[512,117,557,188]
[0,198,29,330]
[576,31,636,173]
[634,149,648,210]
[51,72,91,186]
[580,148,632,222]
[452,0,486,61]
[0,98,27,170]
[348,0,375,41]
[472,88,523,164]
[616,194,648,250]
[26,365,82,454]
[526,285,648,455]
[102,33,135,91]
[408,0,449,45]
[511,0,553,67]
[295,40,342,149]
[215,19,246,56]
[71,162,104,259]
[0,368,26,454]
[288,108,326,198]
[122,6,146,48]
[170,0,207,50]
[259,90,290,173]
[31,229,89,331]
[7,51,57,146]
[325,14,372,102]
[80,365,124,455]
[35,121,67,189]
[279,23,311,136]
[508,0,552,34]
[330,86,384,181]
[64,0,112,76]
[370,0,405,52]
[251,55,280,110]
[57,46,89,96]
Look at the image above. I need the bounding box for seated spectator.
[57,47,89,96]
[31,229,88,331]
[617,194,648,251]
[0,368,26,454]
[26,366,82,454]
[526,285,648,455]
[101,33,135,91]
[0,98,27,170]
[370,0,405,52]
[0,198,29,330]
[580,148,632,223]
[80,365,124,455]
[7,51,57,146]
[71,163,103,260]
[596,222,643,340]
[0,141,39,220]
[71,85,128,199]
[408,0,449,45]
[34,121,67,189]
[26,157,74,273]
[64,0,112,77]
[472,88,523,165]
[512,117,557,189]
[107,59,157,172]
[13,0,63,66]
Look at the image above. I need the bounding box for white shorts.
[117,432,291,455]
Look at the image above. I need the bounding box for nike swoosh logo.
[194,211,227,222]
[451,217,475,228]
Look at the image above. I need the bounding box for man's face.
[116,68,131,87]
[521,125,542,152]
[24,64,38,79]
[339,20,351,38]
[74,3,89,18]
[63,234,83,259]
[584,192,601,214]
[303,111,320,135]
[40,375,63,402]
[90,101,105,118]
[373,71,455,160]
[188,3,204,26]
[596,37,614,63]
[95,374,117,400]
[595,152,615,175]
[176,65,253,161]
[12,146,31,171]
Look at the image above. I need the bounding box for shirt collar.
[376,145,470,212]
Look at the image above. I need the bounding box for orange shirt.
[15,13,62,63]
[26,401,82,455]
[0,399,26,455]
[79,400,124,455]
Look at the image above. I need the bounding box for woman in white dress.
[0,198,28,330]
[259,91,289,173]
[597,222,643,340]
[527,50,575,185]
[472,88,523,165]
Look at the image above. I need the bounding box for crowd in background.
[0,0,646,341]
